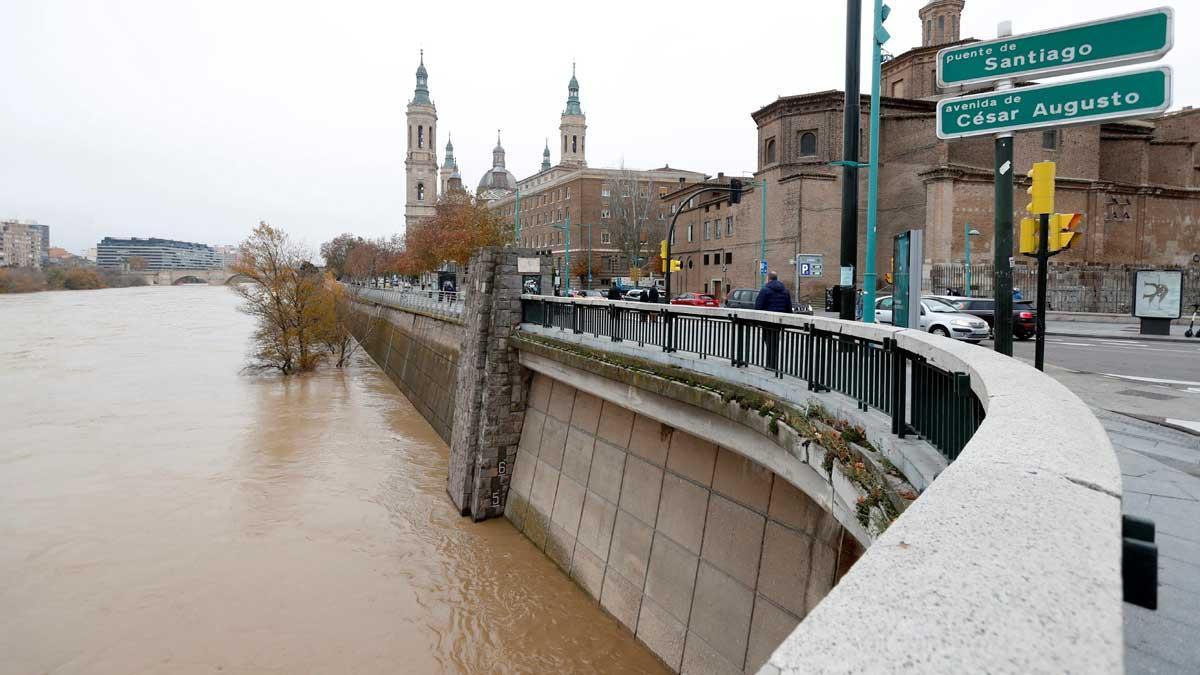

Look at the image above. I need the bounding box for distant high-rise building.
[96,237,223,270]
[0,220,50,269]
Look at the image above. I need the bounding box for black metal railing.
[520,297,985,462]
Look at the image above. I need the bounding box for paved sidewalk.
[1096,411,1200,673]
[1047,321,1195,343]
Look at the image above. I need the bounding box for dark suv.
[723,287,814,314]
[932,296,1037,340]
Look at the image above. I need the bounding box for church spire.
[443,133,455,169]
[541,138,552,171]
[492,129,506,168]
[413,49,431,105]
[564,61,582,115]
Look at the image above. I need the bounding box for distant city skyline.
[2,0,1197,254]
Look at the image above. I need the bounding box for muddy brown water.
[0,286,666,674]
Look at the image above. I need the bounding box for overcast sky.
[2,1,1195,255]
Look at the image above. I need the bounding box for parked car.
[624,288,654,302]
[671,293,719,307]
[929,295,1037,340]
[873,295,990,342]
[723,287,814,314]
[567,289,604,298]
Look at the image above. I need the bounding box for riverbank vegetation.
[0,266,148,294]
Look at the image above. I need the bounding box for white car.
[873,295,990,342]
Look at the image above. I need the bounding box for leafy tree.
[127,256,148,271]
[571,256,603,287]
[319,233,363,279]
[404,201,512,272]
[62,268,105,290]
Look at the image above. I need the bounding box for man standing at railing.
[755,271,792,369]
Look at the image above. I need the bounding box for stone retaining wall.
[505,371,862,674]
[347,299,462,444]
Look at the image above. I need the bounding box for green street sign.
[937,67,1172,140]
[938,7,1173,87]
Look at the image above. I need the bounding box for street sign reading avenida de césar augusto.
[935,7,1174,140]
[937,67,1172,139]
[938,7,1173,87]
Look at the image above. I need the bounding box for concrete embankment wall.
[348,300,463,443]
[505,371,862,674]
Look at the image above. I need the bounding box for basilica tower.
[440,134,456,197]
[919,0,964,47]
[558,63,587,167]
[405,51,438,230]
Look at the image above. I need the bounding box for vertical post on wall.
[863,0,890,323]
[587,223,593,291]
[1034,212,1050,371]
[760,177,767,288]
[964,221,972,297]
[992,21,1015,356]
[564,213,572,296]
[839,0,863,320]
[514,190,521,242]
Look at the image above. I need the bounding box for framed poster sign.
[1132,269,1183,319]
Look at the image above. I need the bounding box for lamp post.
[863,0,891,323]
[965,225,980,297]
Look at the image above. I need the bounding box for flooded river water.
[0,286,665,674]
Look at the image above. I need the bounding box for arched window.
[417,182,425,201]
[765,138,777,164]
[572,135,577,153]
[408,125,412,147]
[563,135,568,153]
[799,132,817,156]
[952,15,958,40]
[418,125,424,148]
[925,19,931,44]
[937,16,945,43]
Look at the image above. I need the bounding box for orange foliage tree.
[571,256,603,287]
[403,201,512,273]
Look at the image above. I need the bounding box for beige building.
[1,220,50,269]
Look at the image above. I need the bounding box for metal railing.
[521,296,984,462]
[349,284,466,320]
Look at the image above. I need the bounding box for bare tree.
[604,165,662,276]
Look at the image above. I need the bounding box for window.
[891,79,906,98]
[878,297,893,311]
[937,15,944,43]
[703,254,709,266]
[799,131,817,156]
[418,125,424,148]
[725,252,732,265]
[925,19,931,44]
[601,188,611,197]
[601,209,611,219]
[607,257,619,272]
[563,135,568,153]
[600,230,611,245]
[686,223,694,242]
[417,182,425,201]
[1042,130,1058,150]
[659,187,668,197]
[931,69,938,93]
[572,135,577,153]
[714,221,721,239]
[726,216,733,236]
[566,187,571,199]
[703,220,711,240]
[765,137,777,164]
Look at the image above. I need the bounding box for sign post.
[1132,269,1183,336]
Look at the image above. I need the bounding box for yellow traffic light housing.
[660,239,668,260]
[1019,217,1039,255]
[669,259,681,273]
[1026,161,1055,215]
[1051,212,1083,253]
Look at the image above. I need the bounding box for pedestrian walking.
[607,285,623,301]
[754,271,792,369]
[646,285,660,323]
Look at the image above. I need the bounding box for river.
[0,285,666,674]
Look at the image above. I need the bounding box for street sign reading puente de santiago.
[935,7,1175,140]
[937,7,1173,87]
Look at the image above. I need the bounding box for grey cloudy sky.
[2,0,1195,255]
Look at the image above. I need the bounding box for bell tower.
[559,63,587,168]
[919,0,964,47]
[406,50,438,230]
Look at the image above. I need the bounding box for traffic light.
[1026,161,1055,214]
[1050,212,1083,253]
[660,239,668,260]
[729,179,742,205]
[669,259,681,273]
[875,3,892,45]
[1019,217,1039,255]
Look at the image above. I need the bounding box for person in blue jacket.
[754,271,792,368]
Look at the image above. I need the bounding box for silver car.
[873,295,990,343]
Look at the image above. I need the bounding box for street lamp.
[965,225,981,297]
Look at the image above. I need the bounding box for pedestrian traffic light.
[660,239,668,260]
[1049,212,1083,253]
[1026,161,1055,214]
[729,179,742,205]
[669,259,681,273]
[1019,217,1039,255]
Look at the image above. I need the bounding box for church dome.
[478,130,517,195]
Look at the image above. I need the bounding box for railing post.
[732,314,745,367]
[891,341,906,437]
[571,302,580,334]
[541,299,551,329]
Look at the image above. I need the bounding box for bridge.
[344,248,1129,674]
[128,267,252,286]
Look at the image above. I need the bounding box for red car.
[671,293,719,307]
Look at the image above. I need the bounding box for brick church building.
[670,0,1200,304]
